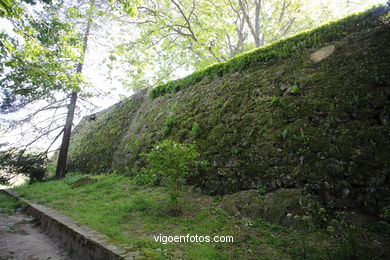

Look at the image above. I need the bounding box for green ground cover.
[0,193,22,214]
[12,173,389,259]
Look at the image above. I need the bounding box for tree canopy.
[0,0,140,180]
[0,0,83,113]
[104,0,381,91]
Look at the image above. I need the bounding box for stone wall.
[68,9,390,216]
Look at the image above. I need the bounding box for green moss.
[162,116,177,136]
[191,122,202,137]
[176,128,190,140]
[68,97,144,173]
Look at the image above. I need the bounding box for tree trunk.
[55,91,78,179]
[55,3,93,179]
[239,0,263,48]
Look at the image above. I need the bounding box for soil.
[0,211,70,260]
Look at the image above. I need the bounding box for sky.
[0,0,388,152]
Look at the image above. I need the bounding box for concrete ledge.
[1,189,141,260]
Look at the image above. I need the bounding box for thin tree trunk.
[55,3,93,179]
[239,0,263,47]
[55,91,78,179]
[254,0,262,45]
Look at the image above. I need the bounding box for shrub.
[0,149,46,184]
[142,140,207,214]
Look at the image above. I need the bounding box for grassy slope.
[14,174,390,260]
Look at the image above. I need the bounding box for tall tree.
[55,0,139,179]
[0,0,87,183]
[55,0,94,179]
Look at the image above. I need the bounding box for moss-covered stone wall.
[68,7,390,215]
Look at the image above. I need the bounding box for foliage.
[150,6,387,98]
[1,0,141,181]
[106,0,380,92]
[381,206,390,222]
[0,149,46,183]
[134,168,160,186]
[0,0,52,18]
[142,140,206,214]
[0,1,84,113]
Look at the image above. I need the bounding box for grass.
[0,192,23,214]
[12,173,389,259]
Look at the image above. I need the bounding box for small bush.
[0,149,46,183]
[289,85,300,94]
[142,140,207,214]
[134,168,160,185]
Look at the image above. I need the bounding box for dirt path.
[0,212,70,260]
